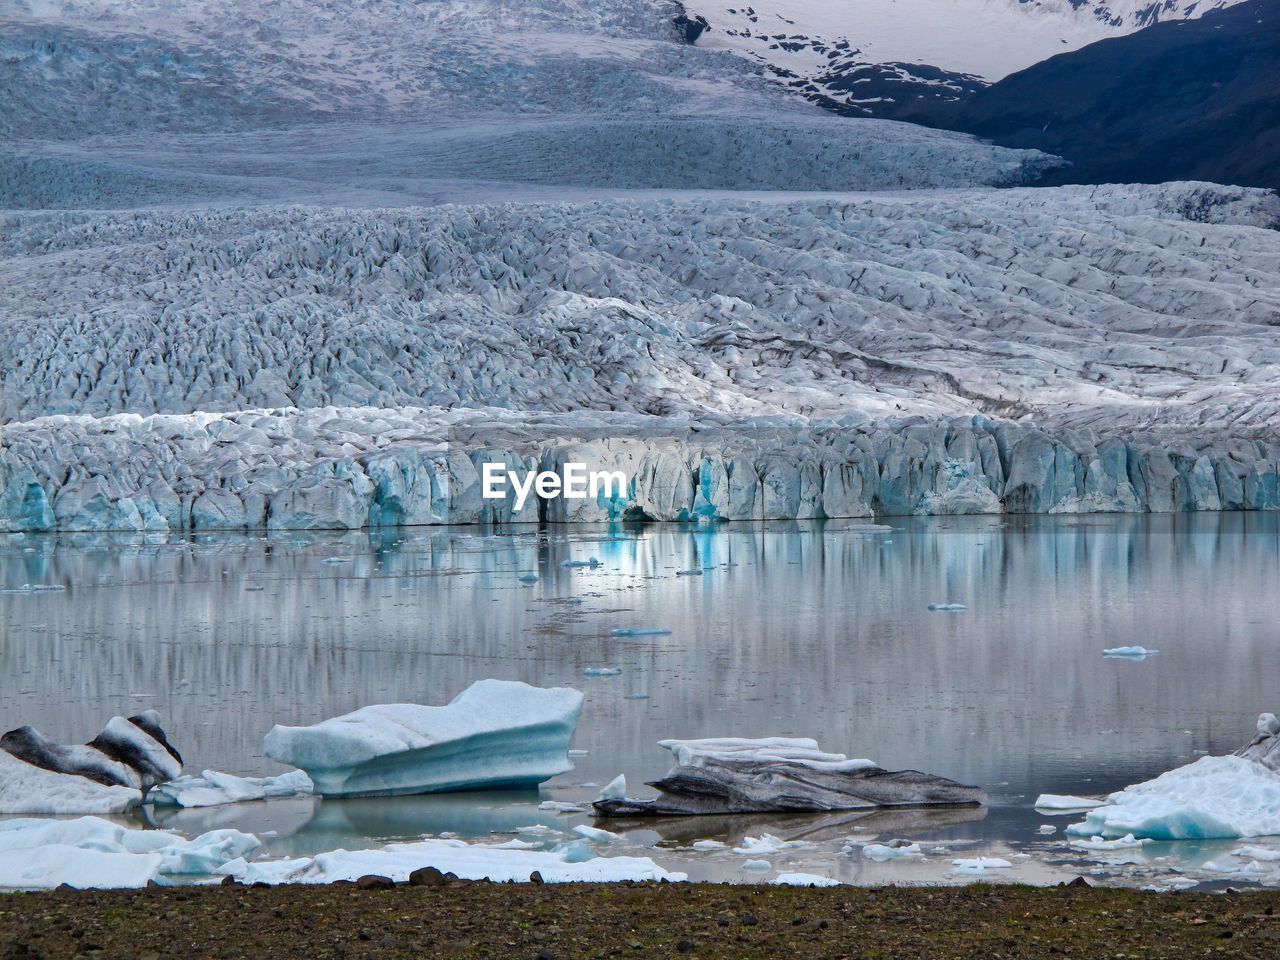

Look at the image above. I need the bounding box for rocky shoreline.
[2,881,1278,959]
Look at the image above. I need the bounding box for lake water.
[3,514,1278,887]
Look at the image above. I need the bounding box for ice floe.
[263,679,583,797]
[1103,646,1158,659]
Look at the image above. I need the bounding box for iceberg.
[150,769,314,808]
[609,628,673,637]
[583,667,622,677]
[0,710,183,813]
[1034,794,1104,811]
[1103,646,1158,659]
[952,857,1012,875]
[594,737,983,816]
[862,841,924,861]
[0,816,259,889]
[927,603,967,612]
[216,836,684,885]
[1067,755,1280,840]
[1233,712,1280,772]
[263,679,583,797]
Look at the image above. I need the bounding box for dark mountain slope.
[953,0,1280,189]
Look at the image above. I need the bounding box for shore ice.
[216,837,685,885]
[0,817,260,889]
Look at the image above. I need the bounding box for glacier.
[2,183,1277,532]
[262,679,584,798]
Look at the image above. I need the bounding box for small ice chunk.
[676,569,704,576]
[573,824,621,844]
[583,667,622,677]
[561,558,601,569]
[609,628,672,637]
[927,603,967,612]
[1034,794,1104,810]
[1103,646,1158,658]
[518,574,539,584]
[597,774,626,801]
[951,857,1012,874]
[1037,825,1058,835]
[732,834,807,855]
[742,859,772,870]
[568,749,589,757]
[321,557,352,564]
[1070,834,1149,851]
[862,841,923,862]
[1234,845,1280,861]
[692,839,726,851]
[538,800,586,814]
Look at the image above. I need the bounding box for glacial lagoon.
[3,513,1279,887]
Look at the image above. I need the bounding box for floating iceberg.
[0,817,259,889]
[216,836,684,885]
[597,774,626,801]
[1070,834,1149,851]
[862,841,924,862]
[150,769,314,808]
[732,834,809,856]
[583,667,622,677]
[263,679,583,797]
[927,603,967,612]
[1034,794,1104,811]
[609,628,672,637]
[952,857,1012,875]
[1103,646,1158,659]
[595,737,982,816]
[1067,755,1280,840]
[0,711,182,813]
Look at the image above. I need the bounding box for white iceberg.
[573,824,621,844]
[609,628,672,637]
[1067,755,1280,840]
[1034,794,1104,811]
[150,769,314,808]
[951,857,1013,875]
[1103,646,1158,659]
[0,816,259,889]
[263,680,583,797]
[583,667,622,677]
[597,774,626,801]
[927,603,967,612]
[732,834,809,856]
[862,841,924,862]
[0,749,140,814]
[216,836,684,885]
[1070,834,1149,851]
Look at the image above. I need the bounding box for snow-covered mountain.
[681,0,1252,118]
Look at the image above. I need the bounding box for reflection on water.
[1,514,1278,883]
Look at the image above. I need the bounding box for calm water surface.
[3,514,1278,885]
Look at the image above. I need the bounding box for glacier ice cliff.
[1,408,1276,532]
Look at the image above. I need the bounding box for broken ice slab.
[593,737,983,817]
[263,680,583,798]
